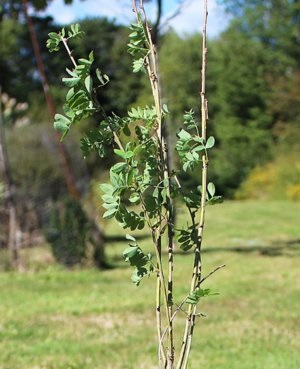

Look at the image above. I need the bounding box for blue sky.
[39,0,231,38]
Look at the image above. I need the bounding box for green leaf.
[162,104,169,114]
[68,23,84,39]
[129,193,140,204]
[103,208,117,219]
[183,162,190,172]
[205,136,215,149]
[178,129,192,140]
[194,136,204,143]
[84,75,92,93]
[123,246,139,261]
[48,32,60,41]
[152,187,159,198]
[137,220,145,230]
[111,162,127,173]
[207,182,215,197]
[103,202,118,210]
[132,58,145,73]
[125,151,134,160]
[186,288,219,305]
[103,74,109,83]
[62,76,81,87]
[110,170,119,187]
[66,88,75,101]
[53,114,70,133]
[102,194,115,203]
[95,69,110,86]
[161,187,167,203]
[183,192,201,209]
[100,183,114,194]
[207,196,223,205]
[180,242,193,252]
[192,151,199,160]
[114,149,134,159]
[126,234,136,242]
[78,58,92,66]
[53,121,69,135]
[123,125,131,136]
[194,144,205,152]
[65,68,78,77]
[131,267,148,286]
[177,226,199,252]
[123,246,148,267]
[186,152,194,161]
[46,33,61,52]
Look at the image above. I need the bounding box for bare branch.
[61,36,77,69]
[176,1,209,368]
[200,264,226,285]
[152,0,162,44]
[159,0,189,32]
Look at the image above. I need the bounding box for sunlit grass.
[0,200,299,369]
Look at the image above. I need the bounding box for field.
[0,201,299,369]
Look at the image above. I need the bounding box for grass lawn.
[0,200,299,369]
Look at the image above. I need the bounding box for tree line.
[0,0,299,268]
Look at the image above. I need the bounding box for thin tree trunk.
[22,0,80,199]
[153,0,177,229]
[0,87,23,271]
[152,0,162,45]
[22,0,107,268]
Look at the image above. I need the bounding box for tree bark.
[152,0,162,45]
[22,0,107,268]
[22,0,80,200]
[0,87,23,271]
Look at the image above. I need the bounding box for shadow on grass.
[104,234,149,242]
[178,238,300,257]
[108,238,300,265]
[104,234,151,268]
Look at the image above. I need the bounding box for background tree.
[0,90,27,270]
[1,0,300,271]
[214,0,300,195]
[207,26,273,195]
[0,4,145,267]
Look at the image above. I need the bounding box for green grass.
[0,200,299,369]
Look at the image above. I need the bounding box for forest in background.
[1,0,300,269]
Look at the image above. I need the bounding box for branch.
[159,0,189,32]
[152,0,162,44]
[176,1,209,368]
[160,296,188,345]
[200,264,226,285]
[132,2,175,366]
[61,36,77,68]
[23,0,80,200]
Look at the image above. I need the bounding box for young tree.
[47,0,224,367]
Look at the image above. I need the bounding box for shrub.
[45,197,88,266]
[236,154,300,201]
[286,184,300,201]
